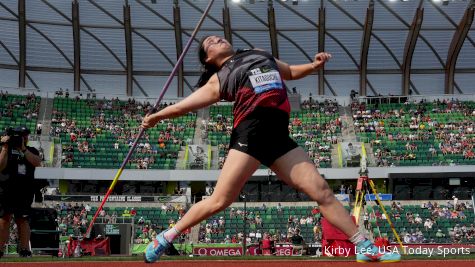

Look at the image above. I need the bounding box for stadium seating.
[0,92,40,133]
[51,204,183,243]
[289,100,341,168]
[51,97,196,169]
[353,100,475,167]
[197,205,352,244]
[207,105,233,169]
[369,202,475,244]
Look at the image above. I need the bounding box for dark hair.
[195,36,219,88]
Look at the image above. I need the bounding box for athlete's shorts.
[229,107,298,167]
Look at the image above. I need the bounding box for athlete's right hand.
[141,113,159,129]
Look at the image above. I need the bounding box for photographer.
[0,126,41,258]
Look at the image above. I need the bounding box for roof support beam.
[124,2,133,96]
[318,1,325,95]
[223,0,232,44]
[445,3,474,94]
[72,0,81,92]
[18,0,26,88]
[173,0,184,97]
[360,0,374,97]
[402,1,423,96]
[268,1,279,58]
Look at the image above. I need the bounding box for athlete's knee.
[208,196,233,213]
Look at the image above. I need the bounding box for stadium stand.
[206,105,232,169]
[0,91,40,133]
[291,99,341,168]
[352,99,475,167]
[51,96,196,169]
[26,202,186,245]
[197,205,334,245]
[369,201,475,244]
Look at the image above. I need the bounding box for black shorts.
[229,107,298,167]
[0,188,33,218]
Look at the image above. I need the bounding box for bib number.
[249,68,283,94]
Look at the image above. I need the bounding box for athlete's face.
[202,36,233,65]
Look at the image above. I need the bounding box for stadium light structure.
[292,0,298,5]
[443,0,449,5]
[232,0,241,3]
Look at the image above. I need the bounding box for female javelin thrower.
[141,36,400,263]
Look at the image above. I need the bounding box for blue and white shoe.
[144,231,172,263]
[356,239,401,263]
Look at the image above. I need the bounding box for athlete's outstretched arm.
[276,52,331,81]
[141,74,220,129]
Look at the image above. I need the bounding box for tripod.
[352,149,405,253]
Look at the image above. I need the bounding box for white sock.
[349,231,367,245]
[163,227,181,243]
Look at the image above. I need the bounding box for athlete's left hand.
[313,52,332,68]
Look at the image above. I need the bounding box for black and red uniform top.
[216,49,290,128]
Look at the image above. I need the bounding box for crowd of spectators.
[204,111,232,169]
[51,95,193,168]
[0,91,40,122]
[370,200,474,244]
[198,205,322,245]
[46,202,93,237]
[290,100,341,168]
[352,99,475,167]
[37,201,188,245]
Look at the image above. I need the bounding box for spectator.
[452,196,458,210]
[277,203,282,214]
[424,219,433,230]
[130,208,137,217]
[123,207,130,217]
[363,213,369,230]
[36,123,42,135]
[291,229,305,255]
[435,229,446,238]
[261,233,272,255]
[414,214,422,224]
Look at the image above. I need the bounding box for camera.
[0,126,30,148]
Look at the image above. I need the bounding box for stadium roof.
[0,0,474,97]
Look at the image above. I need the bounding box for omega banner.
[192,245,298,256]
[193,247,243,256]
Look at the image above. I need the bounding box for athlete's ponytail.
[196,36,218,88]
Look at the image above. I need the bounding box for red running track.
[1,260,475,267]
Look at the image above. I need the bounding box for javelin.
[85,0,216,238]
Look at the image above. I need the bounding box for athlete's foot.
[144,231,172,263]
[356,239,401,263]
